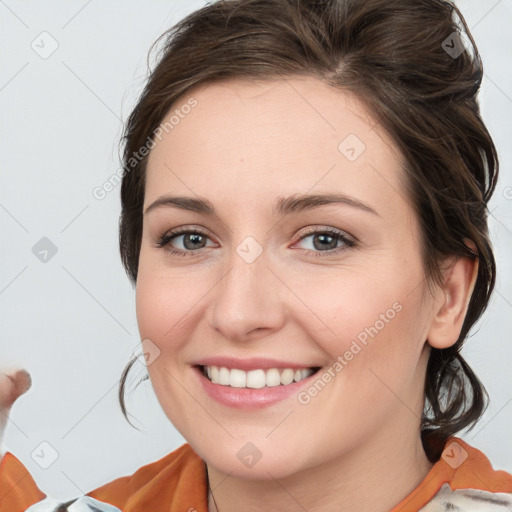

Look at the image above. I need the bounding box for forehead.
[144,77,410,222]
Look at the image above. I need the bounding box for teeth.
[204,365,315,388]
[219,367,230,385]
[230,369,246,388]
[247,369,266,389]
[266,368,281,387]
[280,368,294,385]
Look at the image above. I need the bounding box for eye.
[155,226,357,257]
[293,227,356,256]
[155,227,216,256]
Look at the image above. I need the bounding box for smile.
[200,365,319,388]
[194,363,322,409]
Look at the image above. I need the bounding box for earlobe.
[427,251,479,350]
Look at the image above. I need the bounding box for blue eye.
[155,226,356,257]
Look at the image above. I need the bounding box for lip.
[192,356,319,372]
[192,363,322,410]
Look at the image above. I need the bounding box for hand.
[0,369,31,437]
[0,368,32,411]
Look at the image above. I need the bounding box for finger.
[0,369,32,409]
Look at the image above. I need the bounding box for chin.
[193,435,312,481]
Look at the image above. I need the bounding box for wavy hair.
[116,0,496,462]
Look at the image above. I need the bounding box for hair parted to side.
[117,0,497,462]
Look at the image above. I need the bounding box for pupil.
[314,234,336,251]
[182,233,337,251]
[184,233,204,250]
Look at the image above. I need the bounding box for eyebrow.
[143,192,380,217]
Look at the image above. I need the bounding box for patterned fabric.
[419,483,512,511]
[23,496,121,512]
[21,483,512,512]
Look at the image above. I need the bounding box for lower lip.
[194,366,319,409]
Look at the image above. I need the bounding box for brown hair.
[117,0,496,462]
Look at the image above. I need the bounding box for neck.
[207,420,433,512]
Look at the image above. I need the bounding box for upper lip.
[193,356,321,371]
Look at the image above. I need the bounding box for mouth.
[196,364,322,389]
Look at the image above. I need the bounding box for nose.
[208,241,286,343]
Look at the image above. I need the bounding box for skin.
[0,369,31,451]
[0,370,31,411]
[136,77,478,512]
[1,76,477,512]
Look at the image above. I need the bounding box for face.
[136,77,439,479]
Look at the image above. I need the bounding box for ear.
[427,243,479,350]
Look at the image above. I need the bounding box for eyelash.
[155,226,357,258]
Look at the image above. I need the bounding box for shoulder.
[420,483,512,511]
[418,438,512,512]
[0,443,207,512]
[0,450,47,511]
[86,442,208,510]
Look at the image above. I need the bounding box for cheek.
[135,265,190,358]
[135,241,202,342]
[134,269,196,430]
[290,262,429,406]
[135,275,166,342]
[292,267,422,353]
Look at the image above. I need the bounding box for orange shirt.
[1,437,511,512]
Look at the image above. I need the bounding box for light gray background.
[1,0,511,501]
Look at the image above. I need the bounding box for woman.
[1,0,511,510]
